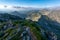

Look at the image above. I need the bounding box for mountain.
[9,11,27,18]
[0,7,60,40]
[0,13,46,40]
[39,8,60,23]
[38,15,60,40]
[47,10,60,23]
[0,13,22,22]
[25,8,60,40]
[26,10,41,21]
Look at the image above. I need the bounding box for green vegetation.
[0,14,47,40]
[12,20,46,40]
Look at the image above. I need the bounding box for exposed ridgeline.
[26,12,41,21]
[26,9,50,21]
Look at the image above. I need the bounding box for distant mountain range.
[0,6,60,23]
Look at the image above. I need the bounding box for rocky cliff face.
[25,10,40,21]
[26,13,41,21]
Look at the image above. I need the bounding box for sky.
[0,0,60,8]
